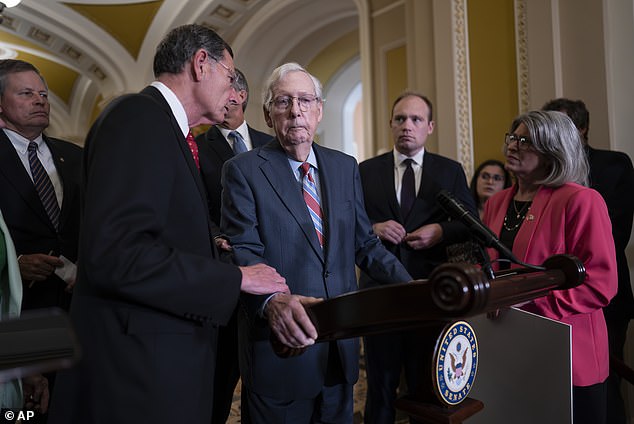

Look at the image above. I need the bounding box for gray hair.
[507,110,589,187]
[262,62,323,111]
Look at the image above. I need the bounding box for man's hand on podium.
[266,293,322,354]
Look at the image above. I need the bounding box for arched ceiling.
[0,0,360,143]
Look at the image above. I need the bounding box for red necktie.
[186,131,199,169]
[299,162,324,247]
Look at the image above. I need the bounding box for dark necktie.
[28,141,60,230]
[229,131,248,154]
[400,158,416,218]
[186,131,199,169]
[299,162,324,247]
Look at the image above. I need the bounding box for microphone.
[436,189,539,270]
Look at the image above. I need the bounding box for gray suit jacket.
[220,140,411,400]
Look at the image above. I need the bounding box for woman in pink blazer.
[482,110,617,424]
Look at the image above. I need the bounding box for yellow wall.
[467,0,518,166]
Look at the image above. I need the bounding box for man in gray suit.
[221,62,411,423]
[195,68,272,424]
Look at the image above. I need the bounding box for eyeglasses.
[504,133,532,149]
[271,95,320,112]
[212,58,236,85]
[479,172,505,182]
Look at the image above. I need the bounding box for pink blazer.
[483,183,617,386]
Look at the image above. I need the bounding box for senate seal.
[433,320,478,406]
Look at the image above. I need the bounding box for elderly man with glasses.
[220,62,411,423]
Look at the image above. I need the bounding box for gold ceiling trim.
[64,0,163,60]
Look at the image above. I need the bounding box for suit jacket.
[586,146,634,320]
[358,151,476,281]
[0,131,82,310]
[195,124,272,235]
[220,140,411,400]
[483,183,617,386]
[48,86,242,424]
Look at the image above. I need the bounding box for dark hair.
[391,91,433,121]
[0,59,46,96]
[541,98,589,141]
[153,24,233,76]
[469,159,511,207]
[234,68,249,111]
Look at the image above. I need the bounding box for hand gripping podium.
[273,254,585,423]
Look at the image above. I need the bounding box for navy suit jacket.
[195,124,272,235]
[0,130,82,310]
[48,86,242,424]
[220,140,411,400]
[587,146,634,320]
[359,150,476,281]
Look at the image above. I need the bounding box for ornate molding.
[515,0,530,113]
[452,0,473,177]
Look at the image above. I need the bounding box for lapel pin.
[527,214,534,221]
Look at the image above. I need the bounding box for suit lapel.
[514,185,551,262]
[141,86,207,202]
[259,141,324,260]
[45,135,74,231]
[207,127,234,162]
[0,131,52,227]
[378,153,401,219]
[409,153,439,225]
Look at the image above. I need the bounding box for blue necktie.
[230,131,248,154]
[300,162,324,247]
[28,141,60,230]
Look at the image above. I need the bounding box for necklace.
[503,200,531,231]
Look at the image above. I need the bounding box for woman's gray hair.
[262,62,323,111]
[507,110,589,187]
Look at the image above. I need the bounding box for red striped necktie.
[299,162,324,247]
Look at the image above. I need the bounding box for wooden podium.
[274,254,585,423]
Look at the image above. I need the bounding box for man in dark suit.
[0,59,82,313]
[221,62,412,423]
[47,25,293,424]
[0,59,82,423]
[195,68,272,424]
[543,98,634,424]
[196,68,272,249]
[359,92,475,423]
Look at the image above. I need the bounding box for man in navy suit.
[195,68,272,424]
[47,25,293,424]
[359,92,475,423]
[0,59,82,313]
[221,62,411,423]
[543,98,634,424]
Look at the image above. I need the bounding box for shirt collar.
[3,128,45,154]
[287,146,318,172]
[218,120,248,140]
[150,81,189,137]
[393,147,425,167]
